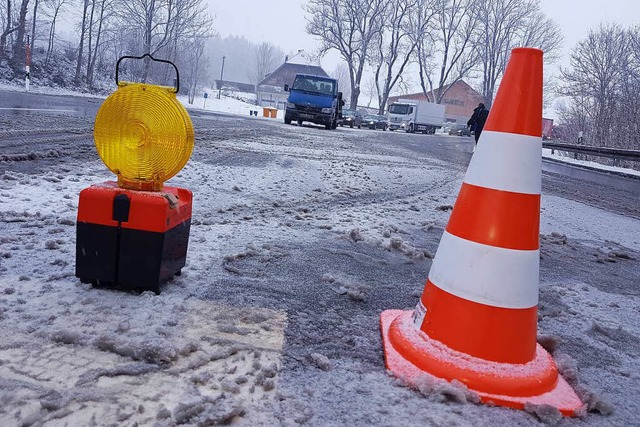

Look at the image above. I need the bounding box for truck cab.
[388,102,414,131]
[284,74,343,130]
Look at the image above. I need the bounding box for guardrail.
[542,141,640,161]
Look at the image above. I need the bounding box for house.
[256,62,330,110]
[387,80,484,124]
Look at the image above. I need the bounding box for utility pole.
[25,35,31,91]
[217,55,226,99]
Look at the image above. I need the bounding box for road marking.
[0,107,76,113]
[0,277,288,425]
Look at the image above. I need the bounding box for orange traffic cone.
[380,48,583,415]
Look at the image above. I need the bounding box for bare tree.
[416,0,479,103]
[517,9,562,62]
[74,0,89,84]
[395,73,416,96]
[306,0,387,108]
[0,2,6,35]
[42,0,68,66]
[84,0,96,80]
[362,74,377,108]
[561,24,629,147]
[371,0,423,114]
[474,0,530,105]
[473,0,562,106]
[0,0,13,61]
[6,0,28,70]
[30,0,37,51]
[100,23,137,74]
[620,25,640,150]
[115,0,212,83]
[117,0,174,80]
[165,0,212,60]
[185,37,204,103]
[249,42,280,84]
[85,0,110,86]
[555,97,587,142]
[167,0,213,90]
[519,8,563,109]
[331,61,351,104]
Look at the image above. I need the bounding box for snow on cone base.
[380,310,584,416]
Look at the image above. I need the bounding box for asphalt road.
[1,91,640,425]
[1,88,638,220]
[0,89,104,117]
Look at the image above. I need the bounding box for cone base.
[380,310,583,416]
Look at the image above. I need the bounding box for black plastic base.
[75,219,191,294]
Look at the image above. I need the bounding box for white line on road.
[0,107,76,112]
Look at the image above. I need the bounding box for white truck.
[387,99,446,134]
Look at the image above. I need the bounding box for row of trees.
[0,0,287,98]
[307,0,562,113]
[1,0,213,100]
[558,23,639,150]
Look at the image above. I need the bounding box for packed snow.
[0,89,639,426]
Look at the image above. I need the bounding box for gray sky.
[209,0,639,73]
[206,0,337,70]
[539,0,637,64]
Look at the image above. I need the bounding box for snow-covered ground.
[177,91,273,119]
[0,82,109,100]
[0,81,285,123]
[541,148,640,178]
[1,88,639,426]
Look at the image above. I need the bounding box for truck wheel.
[297,119,303,126]
[284,114,292,125]
[350,122,354,128]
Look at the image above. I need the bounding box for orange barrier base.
[380,310,583,416]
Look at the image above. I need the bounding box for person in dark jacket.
[467,102,489,145]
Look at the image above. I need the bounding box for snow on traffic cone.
[380,48,583,415]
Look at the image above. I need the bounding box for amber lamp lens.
[94,83,194,191]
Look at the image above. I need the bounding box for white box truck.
[387,99,446,134]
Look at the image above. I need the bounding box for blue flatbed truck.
[284,74,343,130]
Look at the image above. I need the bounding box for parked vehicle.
[387,99,446,134]
[284,74,343,130]
[338,109,363,128]
[449,123,471,136]
[442,121,456,133]
[363,115,388,130]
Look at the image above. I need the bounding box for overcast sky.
[208,0,639,73]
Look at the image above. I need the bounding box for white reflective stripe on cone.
[465,131,542,195]
[428,231,539,309]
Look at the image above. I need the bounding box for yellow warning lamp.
[94,54,194,191]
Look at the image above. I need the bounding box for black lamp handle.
[116,53,180,93]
